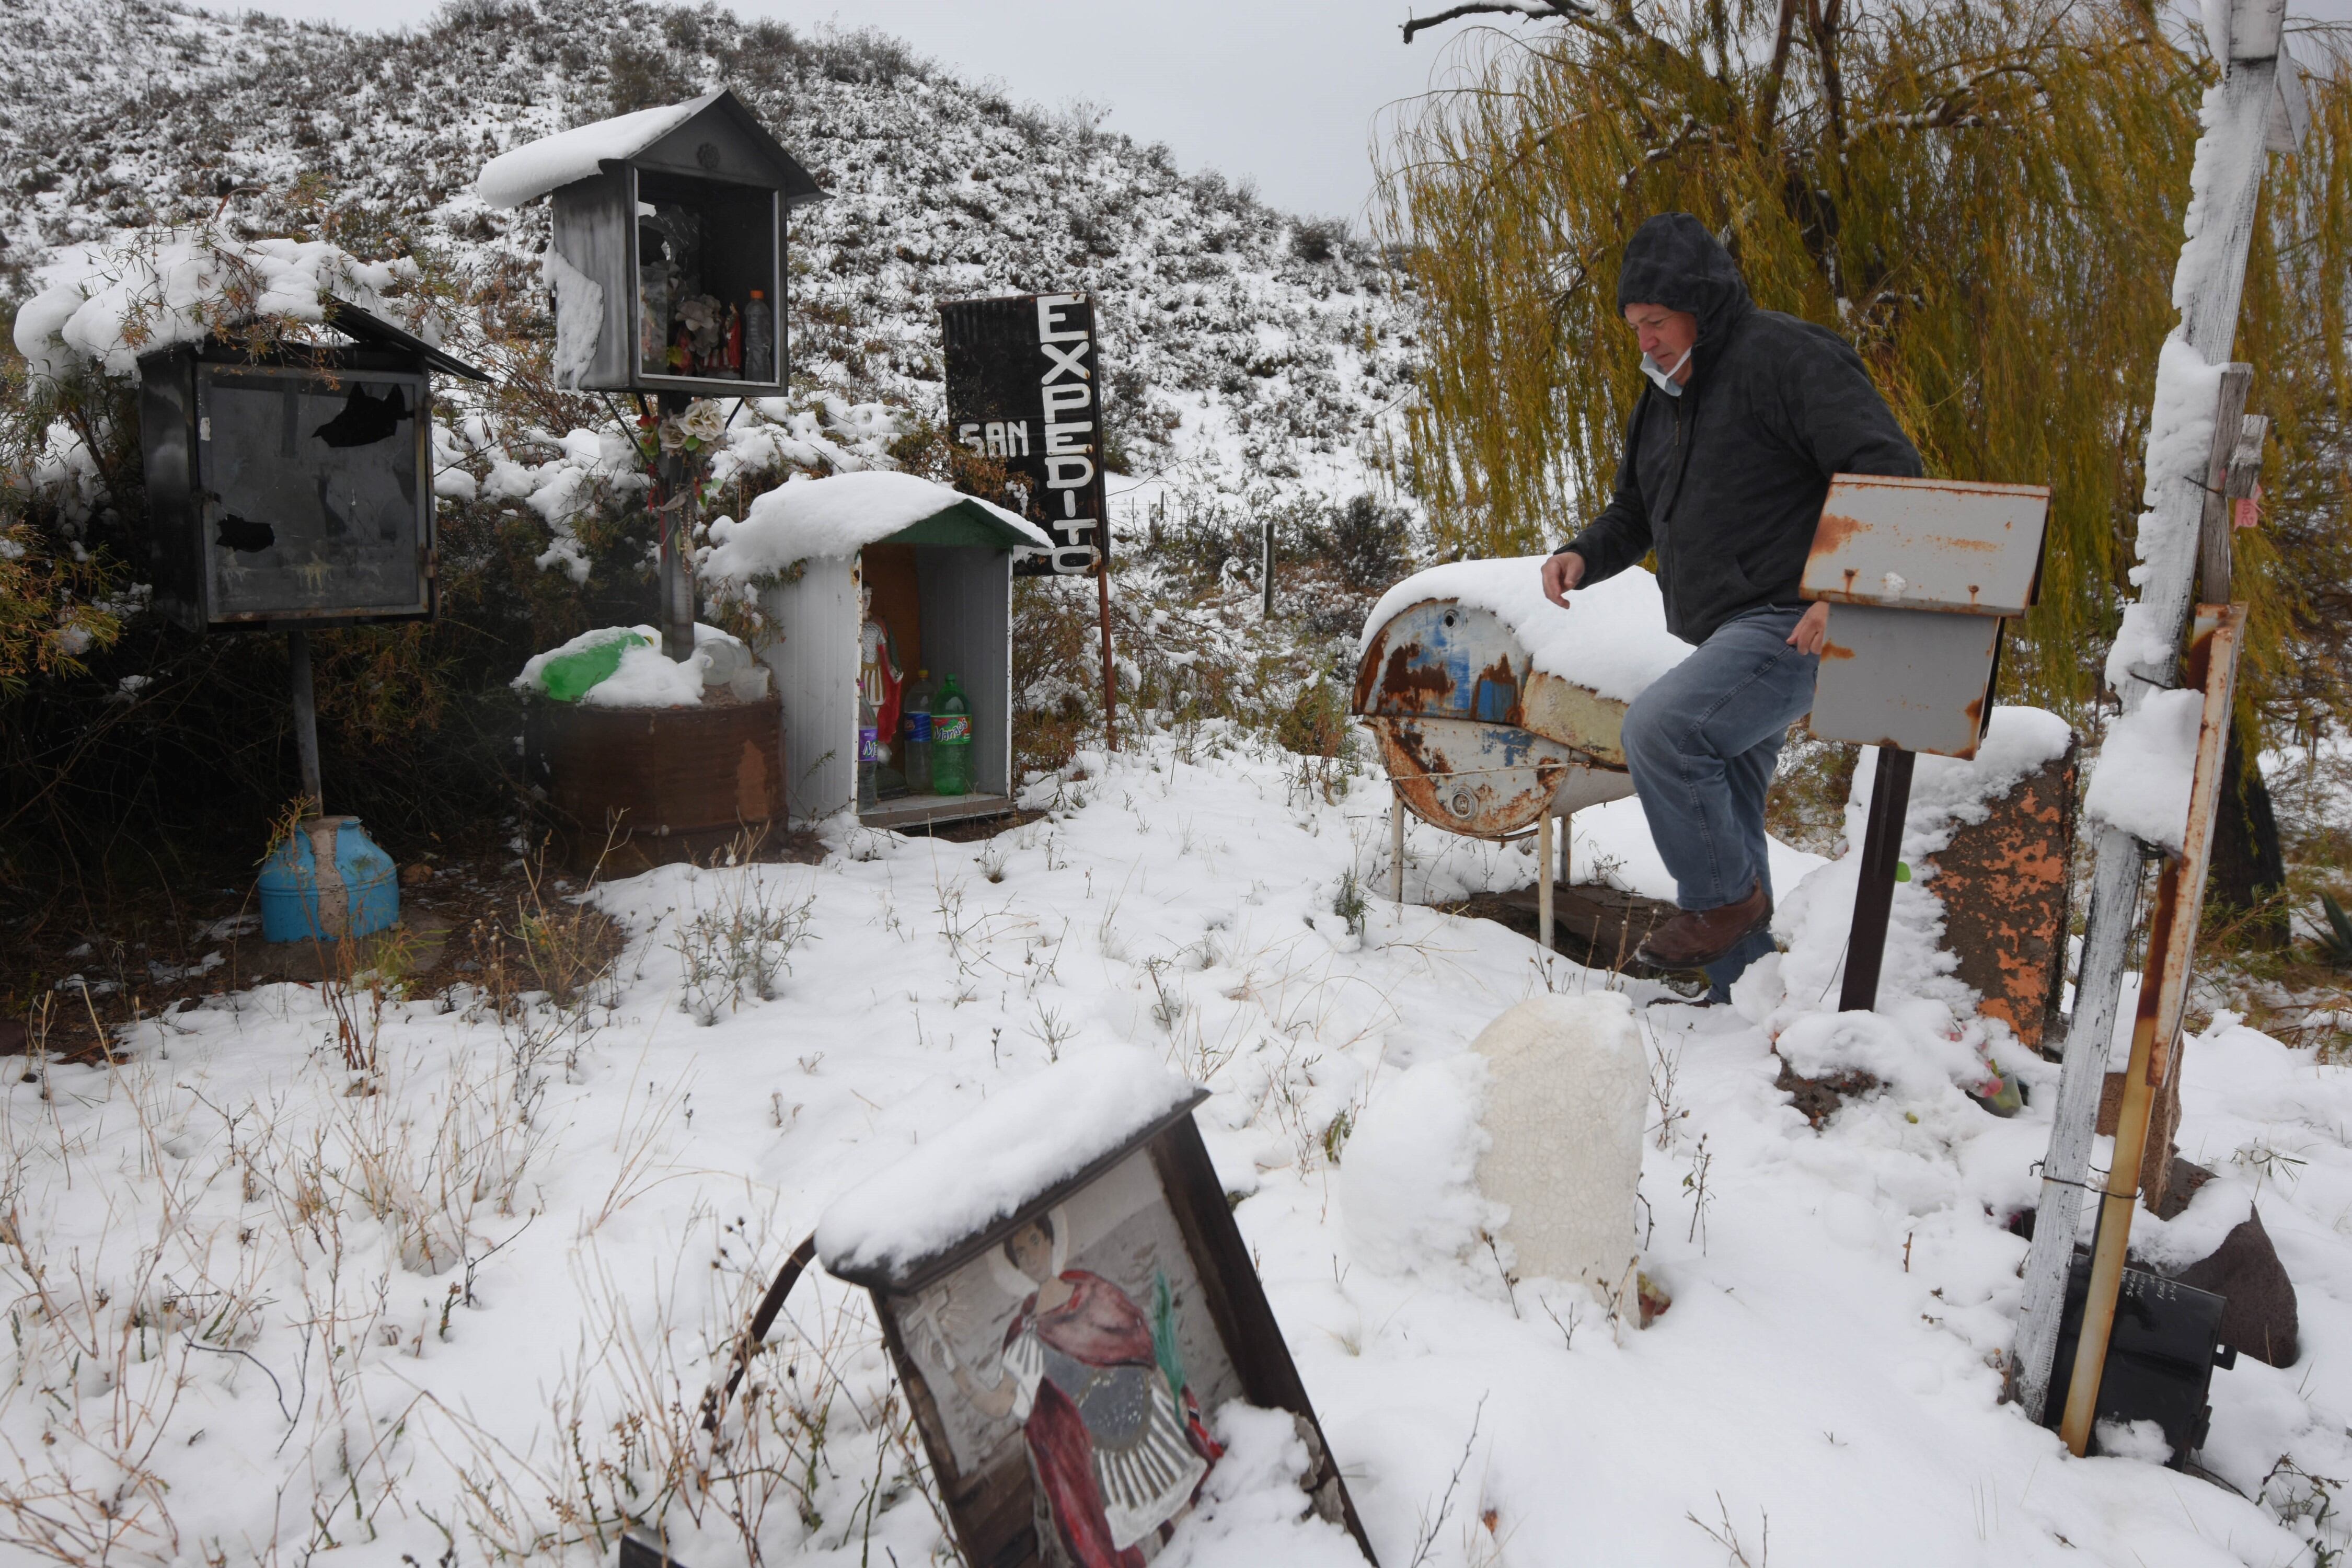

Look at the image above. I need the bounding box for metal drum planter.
[1353,597,1635,840]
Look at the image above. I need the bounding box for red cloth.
[1008,1271,1214,1567]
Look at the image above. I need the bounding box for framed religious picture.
[815,1052,1376,1568]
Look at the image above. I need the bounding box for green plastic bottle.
[538,632,648,702]
[931,674,973,797]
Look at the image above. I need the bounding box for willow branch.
[1403,0,1594,44]
[1755,0,1802,135]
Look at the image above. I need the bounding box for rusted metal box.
[524,694,784,874]
[1353,596,1634,839]
[1804,475,2051,760]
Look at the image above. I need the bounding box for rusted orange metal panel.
[1927,736,2079,1052]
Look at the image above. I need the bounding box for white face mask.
[1640,344,1694,397]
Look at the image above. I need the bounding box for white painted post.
[1390,786,1406,905]
[2013,3,2301,1424]
[1538,811,1555,952]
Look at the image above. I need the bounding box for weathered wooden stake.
[2058,608,2243,1455]
[1261,520,1275,620]
[1839,746,1916,1013]
[655,390,696,664]
[2015,7,2297,1421]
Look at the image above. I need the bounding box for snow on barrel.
[1352,558,1690,838]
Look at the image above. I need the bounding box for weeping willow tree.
[1378,0,2352,723]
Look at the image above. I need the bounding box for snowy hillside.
[0,0,1416,515]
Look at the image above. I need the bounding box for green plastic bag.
[539,632,648,702]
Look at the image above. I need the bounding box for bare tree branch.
[1402,0,1592,45]
[1755,0,1802,135]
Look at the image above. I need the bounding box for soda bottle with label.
[901,669,935,794]
[857,693,880,809]
[931,674,973,797]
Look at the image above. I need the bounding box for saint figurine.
[858,584,903,763]
[927,1214,1220,1568]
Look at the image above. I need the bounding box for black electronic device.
[2043,1254,2236,1467]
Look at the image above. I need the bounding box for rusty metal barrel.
[1354,593,1639,839]
[524,695,786,873]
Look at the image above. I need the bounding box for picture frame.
[821,1090,1375,1568]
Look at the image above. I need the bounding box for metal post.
[1839,746,1915,1012]
[1390,787,1405,904]
[1559,809,1573,887]
[1537,811,1555,952]
[1261,520,1274,620]
[287,626,322,816]
[1097,563,1119,752]
[656,390,695,664]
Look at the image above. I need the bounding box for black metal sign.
[941,293,1109,577]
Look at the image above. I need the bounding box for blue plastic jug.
[258,816,399,942]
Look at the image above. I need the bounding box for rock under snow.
[1357,558,1690,706]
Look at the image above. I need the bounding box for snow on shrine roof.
[477,96,705,208]
[475,88,823,210]
[815,1046,1201,1286]
[700,470,1051,581]
[1359,557,1692,706]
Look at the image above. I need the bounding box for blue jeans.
[1620,606,1818,999]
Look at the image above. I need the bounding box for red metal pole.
[1097,561,1118,752]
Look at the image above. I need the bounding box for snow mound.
[1157,1403,1370,1567]
[815,1045,1197,1280]
[513,622,746,708]
[2083,687,2203,851]
[475,97,706,209]
[14,233,422,382]
[1899,705,2078,857]
[1773,1009,1983,1101]
[700,470,1049,581]
[1337,1053,1496,1276]
[1358,557,1690,704]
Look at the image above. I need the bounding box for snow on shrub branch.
[10,227,444,383]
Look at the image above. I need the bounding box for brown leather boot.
[1634,881,1770,969]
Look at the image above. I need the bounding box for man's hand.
[1788,601,1831,655]
[1541,551,1586,608]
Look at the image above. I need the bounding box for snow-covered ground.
[8,732,2352,1565]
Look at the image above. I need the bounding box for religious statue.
[923,1213,1221,1567]
[858,584,903,764]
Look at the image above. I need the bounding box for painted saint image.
[924,1212,1222,1567]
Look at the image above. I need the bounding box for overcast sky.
[227,0,2351,223]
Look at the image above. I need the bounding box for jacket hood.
[1616,213,1752,383]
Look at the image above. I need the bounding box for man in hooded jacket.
[1541,212,1922,999]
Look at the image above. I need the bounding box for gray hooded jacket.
[1560,213,1923,644]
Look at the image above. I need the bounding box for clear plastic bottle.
[930,674,972,797]
[901,669,936,795]
[857,694,880,809]
[743,289,776,382]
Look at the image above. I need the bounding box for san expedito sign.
[940,292,1110,577]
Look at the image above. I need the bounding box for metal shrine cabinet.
[135,301,487,632]
[497,89,822,398]
[758,500,1036,831]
